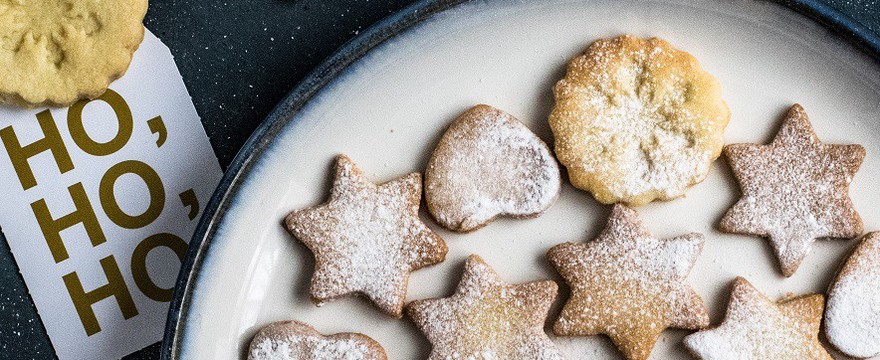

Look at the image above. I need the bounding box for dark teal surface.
[829,0,880,32]
[0,1,877,359]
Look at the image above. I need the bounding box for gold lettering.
[62,255,138,336]
[99,160,165,229]
[31,183,106,263]
[67,89,133,156]
[0,110,74,190]
[131,233,187,302]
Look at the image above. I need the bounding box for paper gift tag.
[0,29,222,360]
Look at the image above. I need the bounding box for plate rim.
[160,0,880,358]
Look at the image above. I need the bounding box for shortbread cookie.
[284,155,448,317]
[248,320,387,360]
[719,104,865,277]
[549,35,729,205]
[0,0,148,106]
[425,105,562,232]
[825,232,880,358]
[684,277,831,360]
[546,204,709,360]
[407,255,563,359]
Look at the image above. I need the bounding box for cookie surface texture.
[824,232,880,358]
[248,320,387,360]
[425,104,562,232]
[684,277,831,360]
[284,155,448,317]
[549,35,729,205]
[546,204,709,360]
[718,104,865,276]
[0,0,148,106]
[407,255,563,360]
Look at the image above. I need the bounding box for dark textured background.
[0,0,877,359]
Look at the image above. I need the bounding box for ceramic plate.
[163,0,880,358]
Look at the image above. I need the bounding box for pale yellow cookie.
[0,0,148,107]
[549,35,729,205]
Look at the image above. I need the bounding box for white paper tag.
[0,29,222,359]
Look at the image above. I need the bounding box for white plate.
[166,0,880,358]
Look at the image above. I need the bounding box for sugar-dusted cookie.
[825,232,880,358]
[284,155,448,318]
[425,105,562,232]
[0,0,148,106]
[407,255,563,360]
[549,35,729,206]
[248,320,387,360]
[719,104,865,277]
[546,204,709,360]
[684,277,831,360]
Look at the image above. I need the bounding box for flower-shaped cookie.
[549,35,729,205]
[0,0,148,106]
[407,255,563,359]
[285,155,448,317]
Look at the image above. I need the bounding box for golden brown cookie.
[546,204,709,360]
[284,155,448,318]
[719,104,865,277]
[425,104,561,232]
[0,0,148,106]
[248,320,387,360]
[684,277,831,360]
[406,255,563,359]
[824,232,880,358]
[549,35,729,205]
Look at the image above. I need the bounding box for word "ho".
[0,90,194,336]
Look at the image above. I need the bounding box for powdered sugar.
[825,232,880,358]
[407,255,563,360]
[549,35,729,205]
[546,204,708,360]
[285,155,448,317]
[575,83,710,199]
[719,104,865,277]
[684,278,830,360]
[248,321,386,360]
[425,105,561,232]
[251,337,371,360]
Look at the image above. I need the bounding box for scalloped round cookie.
[0,0,148,107]
[549,35,730,205]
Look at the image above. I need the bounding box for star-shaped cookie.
[284,155,448,317]
[719,104,864,276]
[684,277,831,359]
[407,255,564,359]
[546,204,709,360]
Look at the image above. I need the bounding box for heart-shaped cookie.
[825,232,880,358]
[425,105,562,232]
[248,320,387,360]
